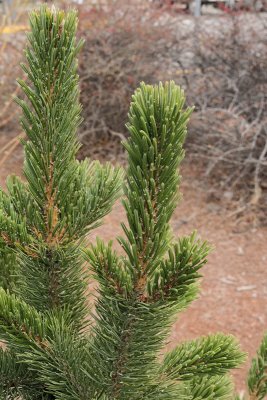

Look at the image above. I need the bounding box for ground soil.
[0,130,266,395]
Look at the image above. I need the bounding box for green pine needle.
[248,333,267,400]
[161,333,246,380]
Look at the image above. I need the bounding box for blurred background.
[0,0,266,394]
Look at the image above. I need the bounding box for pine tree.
[0,5,265,400]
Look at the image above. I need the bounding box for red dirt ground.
[0,131,266,395]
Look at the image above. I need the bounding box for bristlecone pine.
[0,6,266,400]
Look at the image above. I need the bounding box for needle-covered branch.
[0,347,49,399]
[15,7,123,245]
[121,82,192,281]
[22,317,91,400]
[147,232,210,301]
[0,288,45,350]
[183,375,234,400]
[161,334,245,380]
[0,6,122,328]
[247,333,267,400]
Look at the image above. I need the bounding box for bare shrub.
[171,15,267,219]
[77,0,173,160]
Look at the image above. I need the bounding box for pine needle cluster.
[0,6,265,400]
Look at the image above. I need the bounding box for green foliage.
[0,5,123,330]
[0,287,45,355]
[0,249,16,292]
[147,232,210,300]
[162,334,246,380]
[184,375,234,400]
[0,5,255,400]
[247,333,267,400]
[233,333,267,400]
[0,347,46,399]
